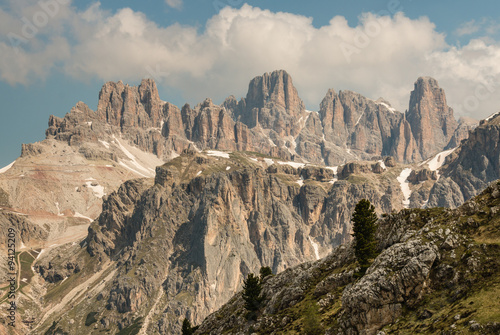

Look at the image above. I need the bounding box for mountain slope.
[195,180,500,335]
[26,150,413,334]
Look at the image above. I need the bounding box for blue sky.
[1,0,500,167]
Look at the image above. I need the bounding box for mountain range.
[1,70,499,334]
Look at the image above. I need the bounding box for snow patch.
[37,249,45,259]
[296,177,304,186]
[0,161,15,174]
[397,168,412,208]
[99,140,110,149]
[377,160,387,170]
[264,158,274,166]
[196,171,202,176]
[308,236,320,260]
[119,161,150,178]
[206,150,230,159]
[267,137,277,147]
[326,166,338,184]
[485,111,500,121]
[378,102,396,113]
[113,135,154,176]
[277,161,306,169]
[355,111,364,125]
[86,121,92,126]
[186,140,201,152]
[422,148,457,173]
[226,166,231,171]
[85,181,105,198]
[284,136,297,155]
[55,202,64,216]
[169,151,180,159]
[249,157,258,162]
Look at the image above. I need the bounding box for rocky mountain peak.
[138,78,163,121]
[407,76,458,159]
[245,69,303,112]
[96,78,165,129]
[234,69,306,136]
[200,97,214,108]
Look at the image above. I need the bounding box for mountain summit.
[407,76,458,159]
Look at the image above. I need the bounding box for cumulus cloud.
[2,2,500,120]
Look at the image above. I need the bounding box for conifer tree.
[242,273,263,312]
[182,318,193,335]
[259,266,273,281]
[351,199,378,275]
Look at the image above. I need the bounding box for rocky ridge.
[427,112,500,208]
[45,70,469,168]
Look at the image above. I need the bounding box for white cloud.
[1,3,500,121]
[165,0,182,10]
[456,20,480,36]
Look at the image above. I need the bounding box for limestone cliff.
[319,90,403,163]
[407,77,458,159]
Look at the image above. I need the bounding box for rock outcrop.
[0,211,48,282]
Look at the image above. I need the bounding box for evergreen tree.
[242,273,263,312]
[259,266,273,281]
[182,318,193,335]
[351,199,378,275]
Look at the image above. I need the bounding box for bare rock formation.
[407,77,458,159]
